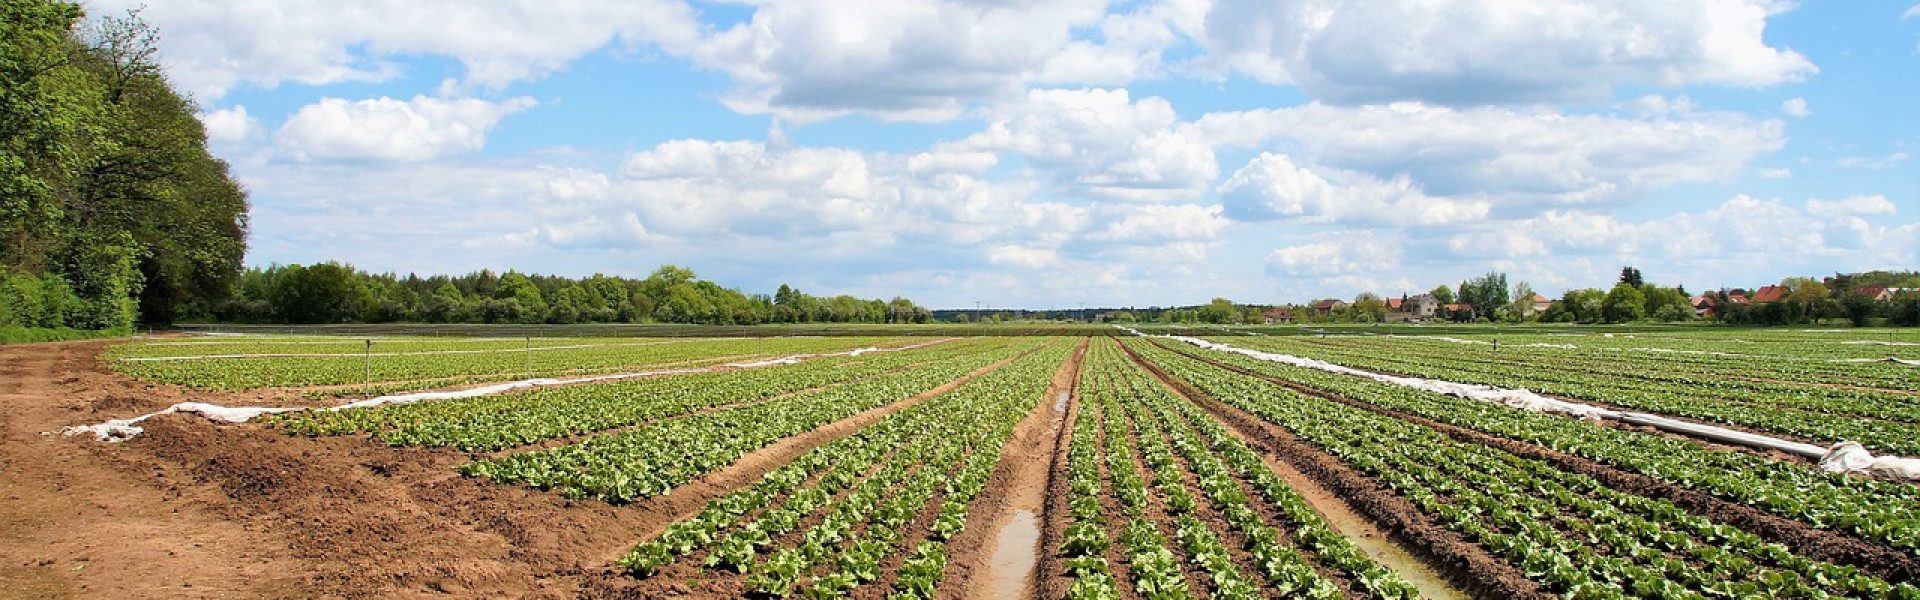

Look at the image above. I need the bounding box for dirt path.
[3,336,1024,599]
[1120,340,1548,599]
[1115,342,1466,598]
[942,338,1085,599]
[0,340,298,598]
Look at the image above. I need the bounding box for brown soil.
[943,337,1084,599]
[1123,345,1467,599]
[0,336,1004,599]
[1162,342,1920,582]
[1121,340,1551,599]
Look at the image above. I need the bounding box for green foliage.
[1602,283,1646,323]
[1,1,246,328]
[214,263,928,326]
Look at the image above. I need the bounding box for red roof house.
[1751,285,1787,303]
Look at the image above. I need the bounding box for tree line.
[2,2,246,332]
[213,263,933,326]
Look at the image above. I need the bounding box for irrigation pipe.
[1118,327,1920,481]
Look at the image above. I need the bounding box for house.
[1262,307,1294,324]
[1691,295,1714,316]
[1309,299,1346,316]
[1858,285,1895,302]
[1405,294,1440,318]
[1726,293,1750,305]
[1442,303,1475,321]
[1385,296,1405,312]
[1528,293,1551,316]
[1752,285,1787,303]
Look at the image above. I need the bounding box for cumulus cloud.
[92,0,702,99]
[198,106,262,144]
[1220,153,1489,226]
[942,88,1217,201]
[1441,195,1917,267]
[1196,0,1817,104]
[1781,97,1810,117]
[1194,102,1783,207]
[693,0,1114,121]
[275,96,537,162]
[1264,233,1401,275]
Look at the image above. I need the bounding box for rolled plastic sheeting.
[1121,327,1920,481]
[66,339,951,442]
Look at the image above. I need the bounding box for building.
[1262,307,1294,324]
[1858,285,1895,302]
[1528,293,1551,316]
[1405,294,1440,318]
[1752,285,1787,303]
[1690,295,1714,316]
[1309,299,1347,316]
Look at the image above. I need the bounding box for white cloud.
[1220,153,1489,226]
[1264,233,1401,275]
[1757,167,1793,179]
[1196,0,1817,104]
[275,96,537,162]
[942,88,1217,201]
[1836,152,1912,170]
[1905,4,1920,19]
[1781,97,1810,117]
[198,106,262,144]
[1194,102,1783,206]
[1440,195,1918,275]
[92,0,702,99]
[693,0,1115,121]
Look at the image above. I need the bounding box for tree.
[1618,266,1645,288]
[1602,283,1646,323]
[1458,272,1509,319]
[1507,281,1536,321]
[1350,293,1388,323]
[1429,285,1454,306]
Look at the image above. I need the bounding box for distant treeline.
[213,263,933,326]
[1,3,247,331]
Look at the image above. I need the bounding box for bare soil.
[1159,341,1920,582]
[1120,340,1551,599]
[942,338,1084,599]
[0,336,999,599]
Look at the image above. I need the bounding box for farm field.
[3,327,1918,598]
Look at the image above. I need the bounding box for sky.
[93,0,1920,309]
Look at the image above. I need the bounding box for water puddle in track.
[1053,392,1068,412]
[983,510,1041,599]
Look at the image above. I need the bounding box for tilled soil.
[1165,340,1920,582]
[0,337,1015,599]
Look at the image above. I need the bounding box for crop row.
[1064,338,1418,599]
[270,337,1004,450]
[618,340,1074,597]
[460,338,1047,503]
[109,335,906,390]
[1145,338,1920,555]
[1224,336,1920,455]
[1129,339,1916,598]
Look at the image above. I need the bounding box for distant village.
[940,269,1920,327]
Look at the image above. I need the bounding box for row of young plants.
[1129,339,1918,598]
[110,335,903,390]
[1229,336,1920,455]
[619,341,1073,598]
[1311,334,1919,400]
[1148,338,1920,555]
[458,339,1047,503]
[269,338,999,450]
[1064,338,1418,599]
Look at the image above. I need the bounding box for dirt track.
[0,339,722,598]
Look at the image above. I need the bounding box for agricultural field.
[6,327,1919,598]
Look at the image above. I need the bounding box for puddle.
[982,510,1040,599]
[1053,392,1068,412]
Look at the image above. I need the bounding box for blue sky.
[100,0,1919,308]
